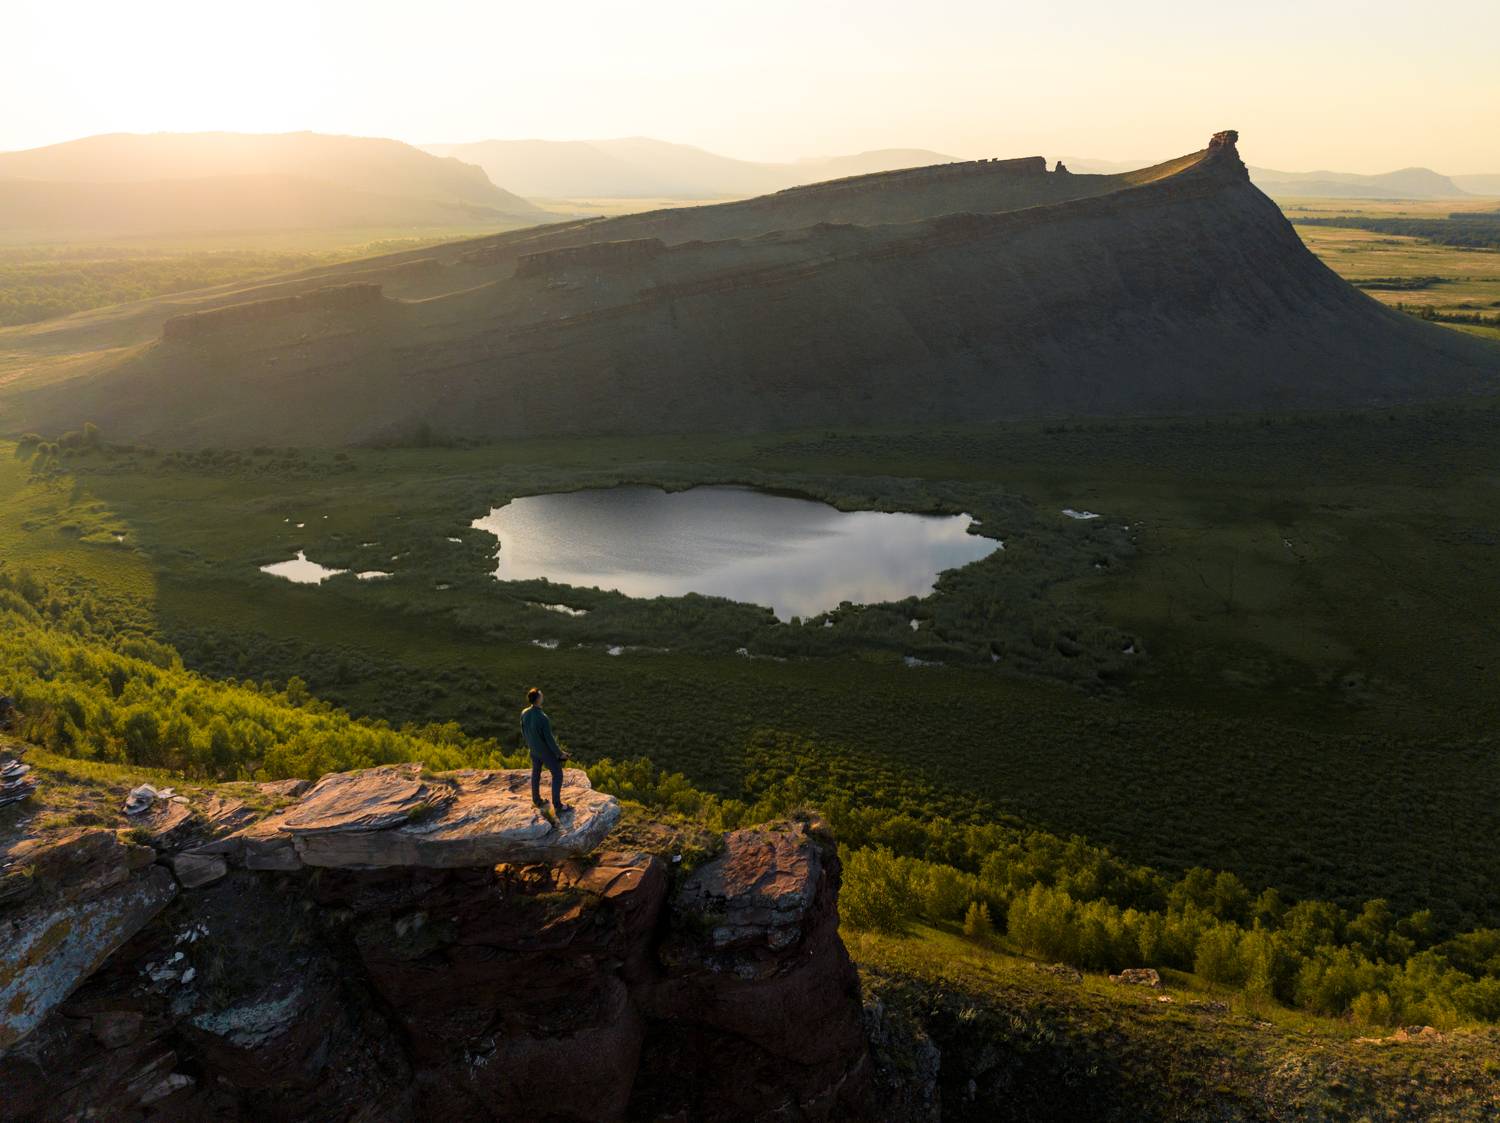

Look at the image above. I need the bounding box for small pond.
[471,485,999,621]
[260,551,347,585]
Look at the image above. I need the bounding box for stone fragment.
[0,757,36,806]
[170,852,229,889]
[131,798,195,850]
[123,784,173,816]
[1109,967,1162,987]
[256,778,311,799]
[1034,962,1084,984]
[197,793,256,837]
[138,1071,194,1105]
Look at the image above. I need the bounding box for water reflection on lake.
[471,485,999,621]
[260,551,347,584]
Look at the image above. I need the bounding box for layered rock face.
[0,765,871,1122]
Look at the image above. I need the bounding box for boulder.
[637,818,874,1121]
[1035,962,1085,984]
[1109,967,1162,988]
[670,819,826,958]
[282,764,621,868]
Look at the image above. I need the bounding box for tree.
[841,847,916,934]
[1195,924,1248,987]
[963,900,994,941]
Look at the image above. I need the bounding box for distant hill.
[424,137,954,199]
[0,132,549,239]
[1066,155,1477,200]
[1249,165,1469,199]
[2,132,1495,447]
[1453,174,1500,196]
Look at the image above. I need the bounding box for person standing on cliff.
[521,687,571,816]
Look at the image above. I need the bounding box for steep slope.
[1,132,1495,446]
[0,132,549,239]
[426,136,954,199]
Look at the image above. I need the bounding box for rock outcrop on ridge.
[0,762,872,1122]
[3,131,1493,447]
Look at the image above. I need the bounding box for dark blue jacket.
[521,705,563,762]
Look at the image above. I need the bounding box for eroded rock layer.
[0,764,871,1122]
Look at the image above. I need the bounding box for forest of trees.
[3,563,1498,1030]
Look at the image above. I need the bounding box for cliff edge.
[0,761,872,1122]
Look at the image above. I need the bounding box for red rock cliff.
[0,766,873,1122]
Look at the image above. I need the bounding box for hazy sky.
[7,0,1498,172]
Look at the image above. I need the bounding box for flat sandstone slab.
[282,765,620,869]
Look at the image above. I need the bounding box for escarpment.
[0,764,874,1122]
[3,131,1496,446]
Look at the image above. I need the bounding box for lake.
[471,485,999,621]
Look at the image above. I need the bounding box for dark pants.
[530,751,564,809]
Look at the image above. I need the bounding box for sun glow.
[5,0,1499,171]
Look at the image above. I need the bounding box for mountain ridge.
[0,132,549,240]
[2,131,1495,446]
[1061,155,1490,199]
[423,136,955,199]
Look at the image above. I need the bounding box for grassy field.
[7,403,1500,930]
[1281,198,1500,221]
[1285,196,1500,342]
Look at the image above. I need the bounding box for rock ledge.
[261,763,618,869]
